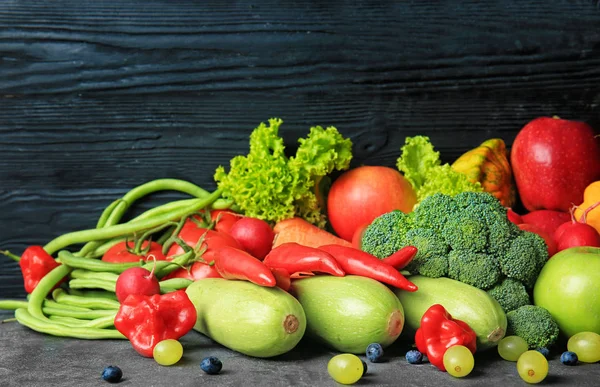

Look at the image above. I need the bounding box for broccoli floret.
[498,230,548,288]
[453,191,504,210]
[403,228,450,278]
[447,249,502,289]
[412,193,456,233]
[361,210,413,258]
[506,305,560,349]
[441,212,489,252]
[487,277,531,313]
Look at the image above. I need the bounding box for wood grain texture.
[1,0,600,298]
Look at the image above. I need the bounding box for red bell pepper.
[18,246,65,294]
[263,242,345,277]
[382,245,418,270]
[414,304,477,371]
[318,244,417,292]
[114,290,197,357]
[213,245,277,287]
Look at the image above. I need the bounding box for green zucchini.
[394,275,507,351]
[291,275,405,354]
[185,278,306,358]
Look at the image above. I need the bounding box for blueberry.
[535,347,550,358]
[365,343,384,363]
[101,365,123,383]
[200,356,223,375]
[405,350,423,364]
[361,360,368,376]
[560,351,578,366]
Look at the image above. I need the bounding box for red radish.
[520,209,571,237]
[115,259,160,303]
[228,217,275,260]
[554,201,600,253]
[506,208,523,225]
[518,223,557,258]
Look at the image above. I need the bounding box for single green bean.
[14,308,124,339]
[42,306,116,320]
[59,250,142,273]
[68,289,118,301]
[159,278,193,293]
[27,264,73,319]
[95,199,125,229]
[43,299,91,312]
[68,278,116,292]
[44,189,222,255]
[76,236,127,259]
[48,315,116,329]
[69,269,120,282]
[0,300,29,310]
[52,288,120,310]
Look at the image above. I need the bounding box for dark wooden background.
[1,0,600,299]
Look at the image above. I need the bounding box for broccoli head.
[506,305,560,349]
[403,228,450,278]
[441,212,489,252]
[412,193,456,233]
[498,230,548,288]
[361,210,413,258]
[447,249,502,289]
[487,277,531,313]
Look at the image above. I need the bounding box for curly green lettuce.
[396,135,482,202]
[214,118,353,227]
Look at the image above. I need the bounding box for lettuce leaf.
[396,135,482,202]
[214,118,352,227]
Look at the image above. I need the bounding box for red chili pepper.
[382,245,418,270]
[263,242,345,277]
[414,304,478,371]
[113,290,197,358]
[18,246,65,294]
[318,244,417,292]
[213,245,276,287]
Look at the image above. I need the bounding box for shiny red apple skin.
[510,117,600,212]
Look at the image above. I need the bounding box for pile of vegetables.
[1,117,599,386]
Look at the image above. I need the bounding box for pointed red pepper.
[382,245,418,270]
[263,242,345,277]
[114,290,197,357]
[213,245,277,287]
[318,244,417,292]
[414,304,477,371]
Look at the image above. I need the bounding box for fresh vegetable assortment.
[1,116,600,385]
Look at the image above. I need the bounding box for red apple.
[327,166,417,241]
[510,116,600,212]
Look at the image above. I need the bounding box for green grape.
[516,350,548,384]
[327,354,364,385]
[153,339,184,366]
[567,331,600,363]
[443,345,474,378]
[498,336,529,362]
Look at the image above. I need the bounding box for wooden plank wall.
[1,0,599,298]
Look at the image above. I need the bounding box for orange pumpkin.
[451,138,516,207]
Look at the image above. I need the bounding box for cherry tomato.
[102,240,166,263]
[162,261,222,281]
[167,225,242,263]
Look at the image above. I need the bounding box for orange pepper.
[574,181,600,234]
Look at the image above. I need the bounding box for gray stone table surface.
[0,312,598,387]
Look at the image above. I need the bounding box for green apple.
[533,246,600,337]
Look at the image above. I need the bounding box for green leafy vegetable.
[214,118,353,227]
[396,136,483,202]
